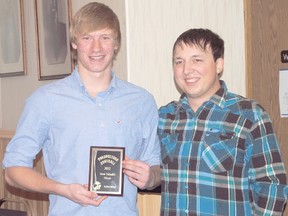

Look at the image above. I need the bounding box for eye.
[81,36,91,41]
[101,35,112,41]
[194,58,202,63]
[173,59,183,65]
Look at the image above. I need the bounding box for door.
[245,0,288,215]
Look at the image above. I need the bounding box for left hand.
[122,156,152,189]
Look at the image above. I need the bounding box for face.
[71,28,119,76]
[173,42,223,106]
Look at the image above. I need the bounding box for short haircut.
[70,2,121,50]
[173,28,224,61]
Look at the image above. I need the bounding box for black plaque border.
[88,146,125,196]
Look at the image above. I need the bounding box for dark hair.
[173,28,224,61]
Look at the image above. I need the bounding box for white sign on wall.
[279,69,288,118]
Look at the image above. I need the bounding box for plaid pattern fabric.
[158,81,287,216]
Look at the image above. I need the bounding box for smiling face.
[173,42,223,110]
[71,28,118,76]
[69,2,121,78]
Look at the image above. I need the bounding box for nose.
[183,62,194,75]
[91,38,102,51]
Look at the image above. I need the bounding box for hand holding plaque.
[88,146,125,196]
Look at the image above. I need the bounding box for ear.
[71,42,77,50]
[216,58,224,75]
[114,43,119,51]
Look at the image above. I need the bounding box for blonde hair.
[70,2,121,52]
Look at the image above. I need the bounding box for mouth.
[89,55,105,61]
[185,77,200,84]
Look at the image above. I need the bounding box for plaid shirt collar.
[176,80,228,112]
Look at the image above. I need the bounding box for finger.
[127,176,146,189]
[123,160,144,171]
[123,159,149,170]
[123,168,140,180]
[122,158,134,166]
[79,187,98,200]
[82,194,108,207]
[124,168,148,185]
[90,195,108,206]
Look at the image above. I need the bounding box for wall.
[245,1,288,214]
[1,0,51,130]
[0,81,2,128]
[0,0,245,129]
[126,0,245,107]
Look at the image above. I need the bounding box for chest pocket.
[159,132,179,164]
[109,119,142,157]
[202,130,237,173]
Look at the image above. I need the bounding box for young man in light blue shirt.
[2,2,160,216]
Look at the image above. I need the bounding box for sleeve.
[248,109,287,215]
[138,92,161,166]
[2,88,50,169]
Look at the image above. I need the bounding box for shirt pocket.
[202,130,236,173]
[159,132,179,164]
[109,119,142,156]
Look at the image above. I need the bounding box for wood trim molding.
[0,130,15,139]
[244,0,252,98]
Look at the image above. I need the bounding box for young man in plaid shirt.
[158,28,287,215]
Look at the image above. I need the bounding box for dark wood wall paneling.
[245,1,288,215]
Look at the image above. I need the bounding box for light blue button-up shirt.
[3,69,160,216]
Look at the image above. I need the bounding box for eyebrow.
[173,54,203,59]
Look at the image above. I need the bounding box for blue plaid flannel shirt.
[158,81,287,216]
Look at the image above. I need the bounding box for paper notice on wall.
[279,69,288,118]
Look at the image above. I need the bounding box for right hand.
[63,183,108,206]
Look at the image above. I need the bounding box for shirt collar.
[177,80,228,111]
[71,66,117,95]
[209,80,227,109]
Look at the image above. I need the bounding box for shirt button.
[185,185,188,189]
[185,210,189,214]
[100,123,105,128]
